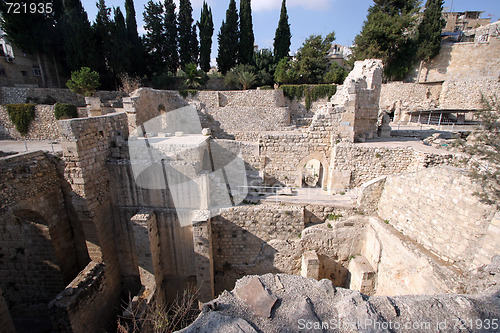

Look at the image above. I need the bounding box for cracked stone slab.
[234,276,278,318]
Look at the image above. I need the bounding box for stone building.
[442,10,491,33]
[0,59,498,332]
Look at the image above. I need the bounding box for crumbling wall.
[49,262,119,333]
[0,151,86,322]
[0,104,61,140]
[377,166,498,270]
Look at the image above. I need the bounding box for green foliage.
[25,95,57,105]
[274,58,299,84]
[143,0,165,75]
[107,7,132,76]
[217,0,239,74]
[125,0,145,76]
[223,64,256,90]
[66,67,100,96]
[54,103,78,120]
[178,0,199,68]
[280,84,337,110]
[239,0,254,65]
[179,89,199,99]
[327,213,342,221]
[273,0,291,62]
[198,2,214,72]
[254,49,277,86]
[151,72,175,89]
[456,95,500,208]
[351,0,420,80]
[164,0,179,74]
[259,86,273,90]
[182,63,207,89]
[323,62,348,84]
[416,0,445,61]
[6,104,36,136]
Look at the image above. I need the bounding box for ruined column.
[192,210,214,306]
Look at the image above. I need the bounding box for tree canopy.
[273,0,291,62]
[178,0,198,68]
[239,0,254,65]
[198,2,214,72]
[217,0,239,74]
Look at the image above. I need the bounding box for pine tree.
[273,0,291,62]
[239,0,254,65]
[164,0,179,74]
[125,0,145,75]
[143,0,165,75]
[198,2,214,72]
[217,0,239,74]
[178,0,198,68]
[351,0,420,80]
[108,7,131,76]
[416,0,445,61]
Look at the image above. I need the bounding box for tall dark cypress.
[416,0,445,61]
[198,2,214,72]
[239,0,254,65]
[125,0,144,75]
[143,0,165,75]
[164,0,179,74]
[108,7,131,76]
[216,0,239,74]
[61,0,98,72]
[273,0,291,62]
[178,0,198,68]
[93,0,113,87]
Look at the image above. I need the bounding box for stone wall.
[330,143,455,188]
[439,78,500,109]
[0,151,87,323]
[418,39,500,82]
[0,104,61,140]
[377,166,498,270]
[49,262,119,333]
[0,289,16,333]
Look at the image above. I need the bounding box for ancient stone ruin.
[0,60,498,332]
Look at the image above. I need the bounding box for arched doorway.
[302,159,324,188]
[296,152,329,189]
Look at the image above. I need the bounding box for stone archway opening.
[302,159,324,188]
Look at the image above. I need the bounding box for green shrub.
[179,89,199,99]
[6,103,36,135]
[54,103,78,120]
[259,85,273,90]
[66,67,100,96]
[26,95,57,105]
[280,84,337,110]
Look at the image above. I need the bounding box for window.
[21,70,28,77]
[32,66,42,77]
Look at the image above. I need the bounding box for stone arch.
[295,152,329,188]
[1,209,66,322]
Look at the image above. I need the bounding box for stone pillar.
[301,251,320,280]
[348,256,376,295]
[85,96,102,117]
[192,210,214,306]
[130,210,159,291]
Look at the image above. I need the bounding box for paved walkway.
[0,140,62,153]
[259,187,358,207]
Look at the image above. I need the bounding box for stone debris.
[181,273,500,333]
[234,276,278,318]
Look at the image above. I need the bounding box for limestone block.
[234,277,277,318]
[348,255,375,295]
[301,251,320,280]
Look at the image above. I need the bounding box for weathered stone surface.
[182,273,500,333]
[234,277,277,318]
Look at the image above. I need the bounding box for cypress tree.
[198,2,214,72]
[416,0,445,61]
[61,0,98,73]
[239,0,254,65]
[93,0,113,87]
[164,0,179,74]
[178,0,198,68]
[108,7,131,76]
[217,0,239,74]
[143,0,165,75]
[273,0,291,62]
[125,0,145,75]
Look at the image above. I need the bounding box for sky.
[81,0,500,62]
